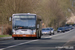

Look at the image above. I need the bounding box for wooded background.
[0,0,75,28]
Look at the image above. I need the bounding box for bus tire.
[37,31,41,39]
[37,34,39,39]
[38,31,41,39]
[38,35,41,39]
[38,36,41,39]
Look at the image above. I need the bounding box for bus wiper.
[28,27,35,30]
[14,25,23,30]
[14,27,18,30]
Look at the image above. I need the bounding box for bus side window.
[37,24,39,29]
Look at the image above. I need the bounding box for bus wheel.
[39,31,41,39]
[38,32,41,39]
[36,31,39,39]
[37,35,41,39]
[37,31,41,39]
[38,35,41,39]
[38,36,41,39]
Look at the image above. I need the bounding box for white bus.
[10,13,42,40]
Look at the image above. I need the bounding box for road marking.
[63,36,75,46]
[0,40,38,50]
[58,36,75,50]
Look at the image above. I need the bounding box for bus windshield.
[13,15,36,30]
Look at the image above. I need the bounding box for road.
[0,29,75,50]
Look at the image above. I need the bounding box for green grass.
[0,35,12,38]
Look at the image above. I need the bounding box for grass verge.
[0,35,12,38]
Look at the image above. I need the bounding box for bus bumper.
[12,34,37,37]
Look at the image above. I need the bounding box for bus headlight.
[33,32,36,34]
[32,30,36,34]
[12,29,16,34]
[13,32,16,34]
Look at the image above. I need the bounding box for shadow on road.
[13,37,37,40]
[13,37,51,40]
[40,38,51,40]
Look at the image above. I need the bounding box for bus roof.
[12,13,36,16]
[12,13,42,20]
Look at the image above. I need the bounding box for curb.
[0,37,12,41]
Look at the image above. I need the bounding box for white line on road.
[0,40,38,50]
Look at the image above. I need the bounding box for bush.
[3,25,12,35]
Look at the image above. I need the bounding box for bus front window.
[13,16,36,30]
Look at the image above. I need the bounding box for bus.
[10,13,42,40]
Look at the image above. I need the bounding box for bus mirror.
[9,17,12,21]
[39,19,41,21]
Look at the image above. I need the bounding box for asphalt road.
[0,29,75,50]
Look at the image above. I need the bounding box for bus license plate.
[23,35,26,36]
